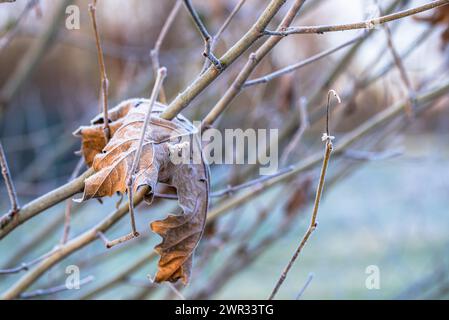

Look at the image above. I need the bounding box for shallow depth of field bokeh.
[1,0,449,299]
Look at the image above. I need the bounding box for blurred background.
[0,0,449,299]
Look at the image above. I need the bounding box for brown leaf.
[151,160,209,284]
[74,98,210,284]
[73,99,135,166]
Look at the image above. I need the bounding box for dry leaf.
[74,98,210,284]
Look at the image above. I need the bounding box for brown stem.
[264,0,449,35]
[183,0,223,70]
[0,141,20,217]
[150,0,182,104]
[89,0,110,142]
[268,90,340,300]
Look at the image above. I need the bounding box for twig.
[244,33,366,88]
[20,276,94,299]
[0,140,20,218]
[154,166,294,200]
[382,23,416,116]
[268,90,340,300]
[147,274,186,300]
[190,186,296,299]
[150,0,182,104]
[0,248,59,275]
[96,68,167,249]
[126,68,167,237]
[201,0,247,73]
[183,0,223,70]
[61,158,84,244]
[280,97,309,166]
[88,0,110,142]
[264,0,449,35]
[296,273,314,299]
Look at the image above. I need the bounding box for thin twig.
[20,276,94,299]
[126,67,167,237]
[0,140,20,217]
[61,158,84,244]
[280,97,309,166]
[201,0,247,73]
[382,23,416,116]
[183,0,223,70]
[296,273,314,299]
[244,32,366,88]
[150,0,182,104]
[0,248,59,275]
[154,166,294,200]
[264,0,449,35]
[147,274,186,300]
[268,90,340,300]
[89,0,110,142]
[97,68,167,249]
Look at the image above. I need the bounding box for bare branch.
[20,276,94,299]
[0,168,94,240]
[201,0,247,72]
[264,0,449,35]
[280,97,309,166]
[154,166,294,200]
[150,0,182,104]
[61,158,84,244]
[296,273,314,299]
[243,33,365,88]
[183,0,223,70]
[383,23,416,115]
[89,0,111,142]
[0,248,59,275]
[0,141,20,217]
[268,90,340,300]
[126,67,167,237]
